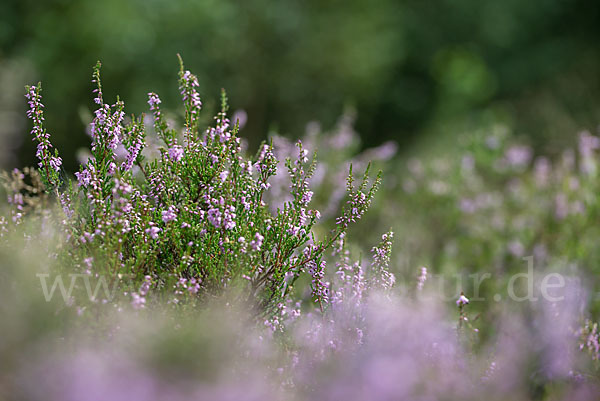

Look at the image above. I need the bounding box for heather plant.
[12,57,385,317]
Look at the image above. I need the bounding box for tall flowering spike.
[304,244,330,310]
[92,61,104,105]
[217,88,233,142]
[255,141,278,192]
[286,140,316,208]
[203,88,233,146]
[147,92,173,146]
[87,61,126,189]
[370,230,395,290]
[25,83,62,190]
[177,54,202,144]
[335,163,382,229]
[89,62,110,153]
[121,117,146,172]
[147,92,162,125]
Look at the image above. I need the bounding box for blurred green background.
[1,0,600,171]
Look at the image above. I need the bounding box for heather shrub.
[5,58,392,318]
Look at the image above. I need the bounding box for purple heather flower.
[147,92,162,120]
[58,192,74,219]
[89,100,124,156]
[222,206,236,230]
[250,232,264,251]
[187,278,200,294]
[456,293,469,306]
[255,144,277,176]
[299,148,309,163]
[48,156,62,171]
[145,225,161,240]
[240,196,251,211]
[25,85,63,178]
[207,208,222,228]
[179,70,202,142]
[370,232,395,290]
[336,191,372,228]
[148,170,168,204]
[121,124,144,171]
[161,206,178,223]
[238,236,247,253]
[301,190,313,205]
[287,225,303,237]
[168,145,184,162]
[180,71,202,109]
[75,167,92,187]
[107,162,117,175]
[304,247,329,306]
[139,275,152,297]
